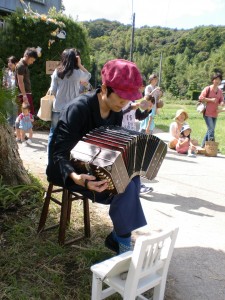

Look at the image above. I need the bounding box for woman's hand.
[131,102,139,110]
[70,172,108,192]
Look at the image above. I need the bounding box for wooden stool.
[37,182,91,245]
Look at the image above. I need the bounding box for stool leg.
[37,183,53,233]
[58,188,69,245]
[67,192,72,225]
[83,198,91,238]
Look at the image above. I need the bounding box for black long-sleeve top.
[122,104,151,120]
[46,89,123,187]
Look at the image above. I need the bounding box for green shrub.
[0,8,90,113]
[192,90,201,100]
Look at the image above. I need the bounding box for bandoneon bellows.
[71,126,167,194]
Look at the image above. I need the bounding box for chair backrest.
[124,227,179,298]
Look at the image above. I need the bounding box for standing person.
[122,94,155,195]
[15,47,38,115]
[145,73,161,104]
[199,73,224,148]
[16,103,34,146]
[48,48,91,156]
[168,109,189,150]
[2,56,18,127]
[139,104,155,135]
[47,59,148,255]
[121,95,154,131]
[144,73,162,134]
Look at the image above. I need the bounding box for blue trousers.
[70,176,147,236]
[202,115,217,147]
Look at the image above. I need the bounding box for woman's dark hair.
[211,72,222,82]
[57,48,79,79]
[106,86,114,97]
[7,56,18,64]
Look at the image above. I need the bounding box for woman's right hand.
[70,172,108,192]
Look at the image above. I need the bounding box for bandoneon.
[70,126,167,194]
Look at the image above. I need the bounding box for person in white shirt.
[168,109,188,150]
[48,48,91,160]
[122,95,155,194]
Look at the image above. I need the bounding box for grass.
[155,101,225,154]
[0,178,120,300]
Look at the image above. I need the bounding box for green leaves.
[0,176,41,209]
[0,10,90,112]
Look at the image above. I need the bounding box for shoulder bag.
[196,86,210,114]
[37,92,55,121]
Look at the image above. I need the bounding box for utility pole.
[158,52,163,86]
[130,12,135,62]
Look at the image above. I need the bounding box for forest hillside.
[83,19,225,98]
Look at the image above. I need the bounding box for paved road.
[138,131,225,300]
[18,130,225,300]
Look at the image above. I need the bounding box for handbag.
[37,92,54,121]
[196,102,206,114]
[196,86,210,114]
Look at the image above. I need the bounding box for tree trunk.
[0,123,31,185]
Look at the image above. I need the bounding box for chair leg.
[153,281,166,300]
[91,274,103,300]
[83,198,91,238]
[58,188,69,245]
[37,183,53,233]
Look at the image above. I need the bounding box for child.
[122,94,155,131]
[176,124,196,157]
[122,94,155,195]
[139,95,156,135]
[16,103,34,146]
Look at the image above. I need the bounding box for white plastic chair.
[91,227,179,300]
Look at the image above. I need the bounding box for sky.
[63,0,225,29]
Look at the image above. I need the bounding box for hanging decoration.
[48,39,55,49]
[36,46,42,57]
[56,30,66,39]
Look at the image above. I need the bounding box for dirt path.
[18,131,48,184]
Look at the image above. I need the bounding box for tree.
[0,84,31,185]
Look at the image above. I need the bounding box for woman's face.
[8,61,16,71]
[177,112,186,122]
[101,85,130,112]
[105,92,130,112]
[150,78,158,86]
[213,77,222,86]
